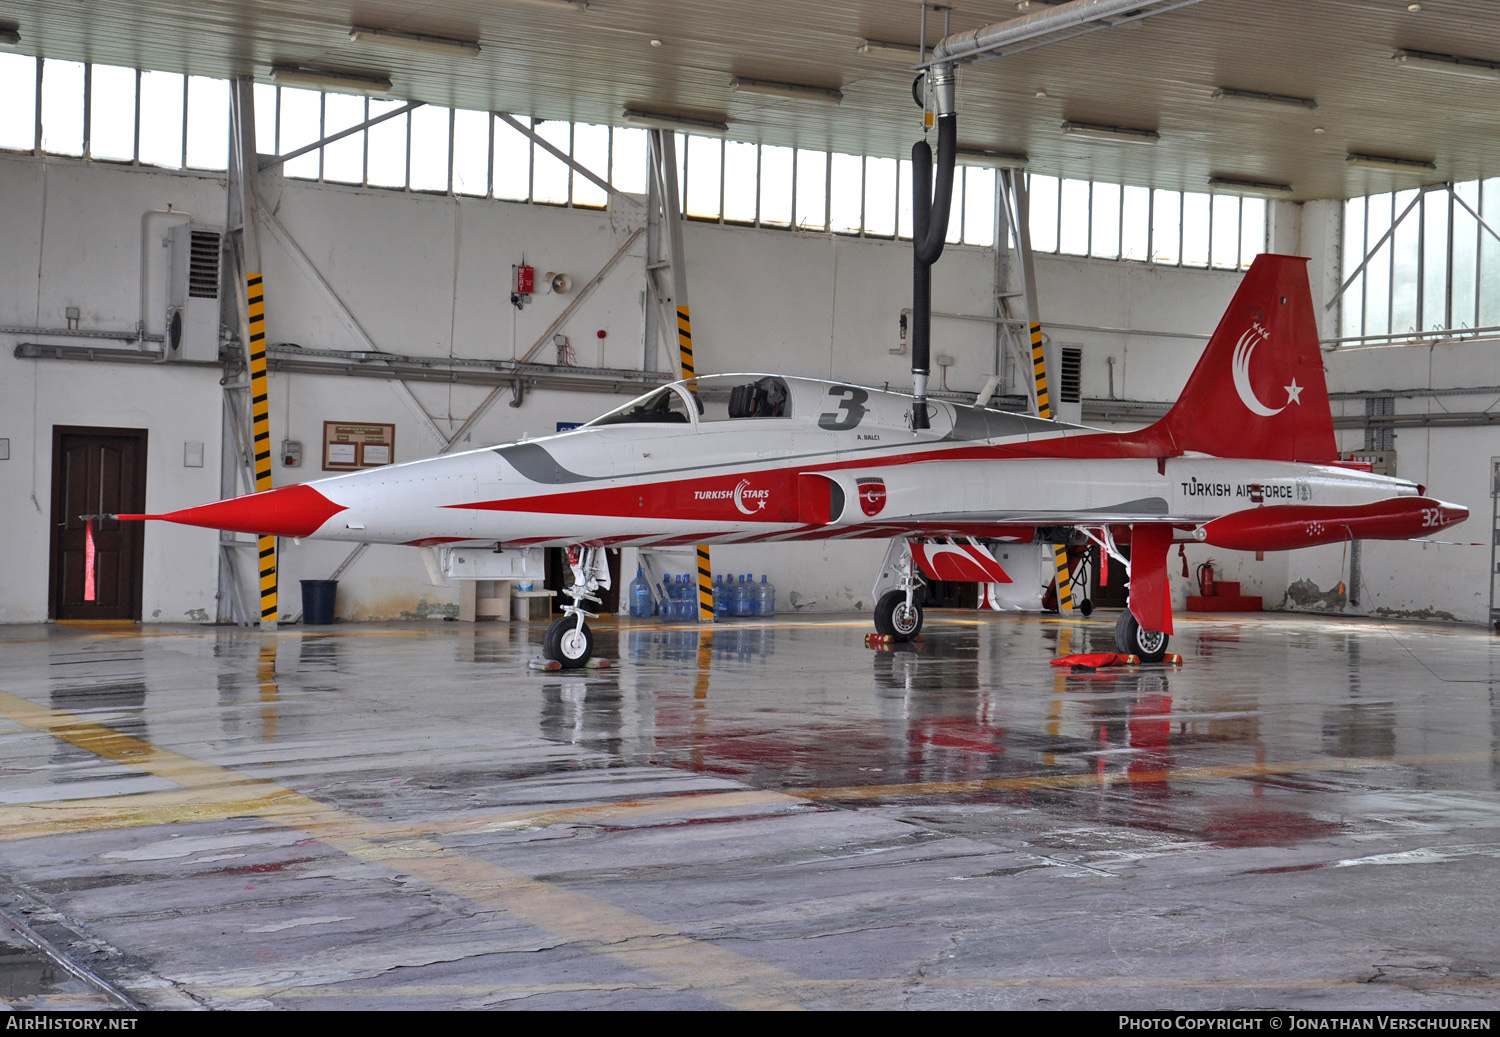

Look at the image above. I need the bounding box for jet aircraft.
[123,255,1468,667]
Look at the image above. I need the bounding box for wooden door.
[49,427,148,620]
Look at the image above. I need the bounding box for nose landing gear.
[542,545,611,668]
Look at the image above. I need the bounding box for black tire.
[1114,609,1169,663]
[1078,598,1094,617]
[874,590,923,642]
[544,617,594,669]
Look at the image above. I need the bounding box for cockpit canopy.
[585,375,793,427]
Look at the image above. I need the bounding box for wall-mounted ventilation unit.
[1058,345,1082,405]
[1043,342,1084,424]
[164,225,223,362]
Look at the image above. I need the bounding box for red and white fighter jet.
[124,255,1468,666]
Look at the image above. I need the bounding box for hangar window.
[0,53,36,151]
[531,119,572,205]
[185,76,229,171]
[140,71,188,169]
[367,98,410,189]
[276,86,320,179]
[963,168,995,248]
[323,93,368,184]
[491,114,531,201]
[611,127,648,195]
[40,60,84,157]
[571,123,610,207]
[452,109,490,197]
[759,145,794,227]
[1337,180,1500,345]
[795,149,828,230]
[864,156,898,238]
[1029,174,1264,270]
[685,135,723,219]
[89,65,137,162]
[1,59,1263,267]
[252,83,278,156]
[409,104,452,193]
[829,152,864,234]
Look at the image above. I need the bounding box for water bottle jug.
[659,574,674,621]
[629,567,652,618]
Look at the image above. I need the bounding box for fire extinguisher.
[1196,561,1216,597]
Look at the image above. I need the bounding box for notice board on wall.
[323,422,395,471]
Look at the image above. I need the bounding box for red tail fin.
[1154,254,1336,462]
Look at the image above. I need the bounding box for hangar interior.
[1,0,1499,1012]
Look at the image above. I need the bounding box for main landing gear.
[542,545,611,668]
[1114,609,1169,663]
[874,590,923,640]
[871,540,924,642]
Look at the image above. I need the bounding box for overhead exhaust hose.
[910,111,956,431]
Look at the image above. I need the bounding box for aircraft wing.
[808,462,1180,530]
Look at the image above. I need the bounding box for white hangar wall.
[0,153,1492,625]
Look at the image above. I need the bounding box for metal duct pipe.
[928,0,1194,98]
[908,0,1197,430]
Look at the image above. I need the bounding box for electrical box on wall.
[282,440,303,467]
[164,224,224,362]
[1340,449,1396,476]
[511,264,534,309]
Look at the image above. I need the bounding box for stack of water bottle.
[625,568,775,620]
[713,572,776,619]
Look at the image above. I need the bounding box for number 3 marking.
[818,386,868,431]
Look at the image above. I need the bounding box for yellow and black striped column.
[1030,321,1073,612]
[1030,322,1051,420]
[247,273,277,627]
[676,305,714,623]
[677,305,695,380]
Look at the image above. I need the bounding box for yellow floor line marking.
[0,788,307,841]
[0,689,807,1011]
[3,743,1497,845]
[787,751,1500,802]
[0,786,809,847]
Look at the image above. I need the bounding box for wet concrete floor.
[0,610,1497,1010]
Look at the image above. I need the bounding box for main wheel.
[544,616,594,669]
[1114,609,1169,663]
[874,590,923,641]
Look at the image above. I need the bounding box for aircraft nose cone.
[157,484,347,537]
[1445,503,1470,525]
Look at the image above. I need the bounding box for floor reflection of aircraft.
[123,256,1466,666]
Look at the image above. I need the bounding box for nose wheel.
[544,616,594,669]
[1115,609,1169,663]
